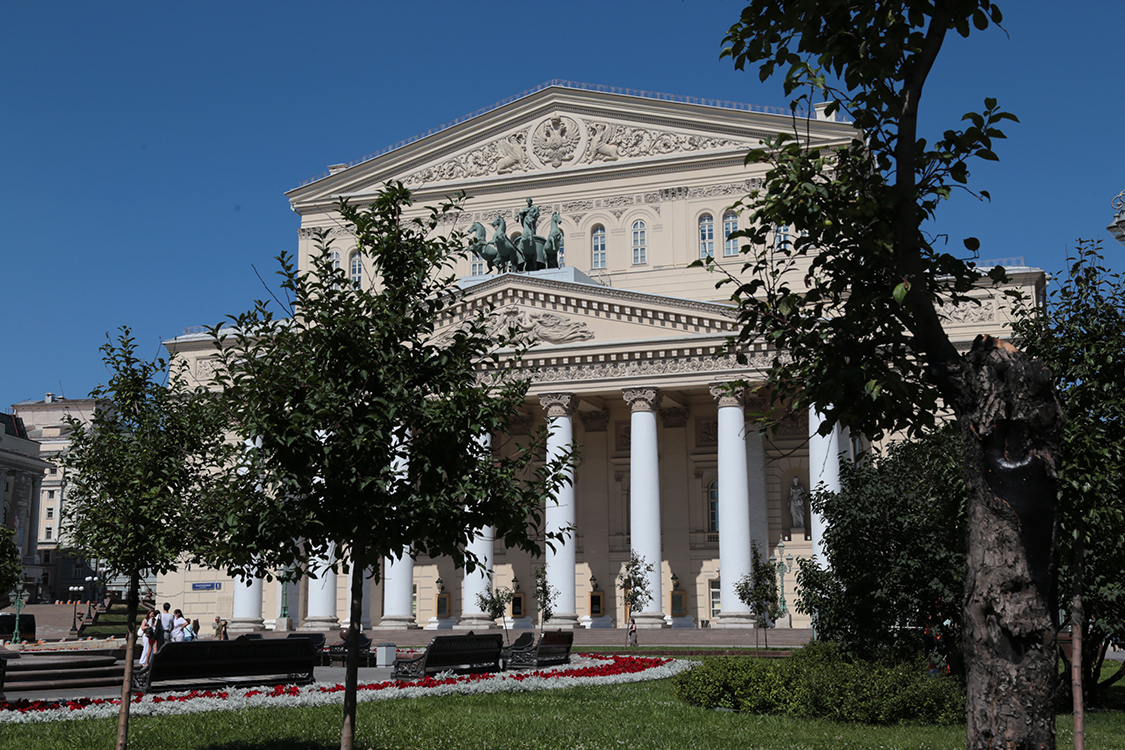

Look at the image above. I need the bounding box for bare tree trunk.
[340,546,366,750]
[116,571,140,750]
[1071,538,1085,750]
[956,337,1062,750]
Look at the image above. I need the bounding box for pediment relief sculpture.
[490,305,594,344]
[402,115,747,185]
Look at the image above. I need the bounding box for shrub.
[674,642,965,725]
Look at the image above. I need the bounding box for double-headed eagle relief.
[469,198,564,274]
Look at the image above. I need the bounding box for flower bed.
[0,654,691,724]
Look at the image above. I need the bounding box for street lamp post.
[772,540,796,629]
[68,585,84,637]
[84,576,99,622]
[9,580,29,644]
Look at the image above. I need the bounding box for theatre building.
[163,83,1044,631]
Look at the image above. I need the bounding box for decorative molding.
[539,393,579,418]
[660,407,690,429]
[579,410,610,432]
[614,421,632,452]
[622,387,663,413]
[697,419,719,447]
[532,350,771,384]
[297,226,355,239]
[774,411,807,437]
[507,414,533,436]
[195,358,218,380]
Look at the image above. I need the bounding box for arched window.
[591,225,606,269]
[329,250,341,270]
[699,214,714,258]
[708,479,719,532]
[631,220,647,265]
[723,211,739,257]
[557,235,565,268]
[349,251,362,286]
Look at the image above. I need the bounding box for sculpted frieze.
[400,116,751,184]
[491,305,595,344]
[941,298,996,324]
[531,350,771,384]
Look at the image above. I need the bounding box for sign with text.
[191,582,223,591]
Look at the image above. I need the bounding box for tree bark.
[340,546,366,750]
[955,336,1062,750]
[116,571,140,750]
[1071,538,1084,750]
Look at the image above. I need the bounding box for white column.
[540,393,579,629]
[458,525,497,629]
[808,407,842,563]
[229,576,265,633]
[710,385,755,627]
[623,388,667,628]
[458,432,497,629]
[301,546,339,631]
[376,550,419,628]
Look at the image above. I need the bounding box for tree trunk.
[116,571,140,750]
[1070,536,1085,750]
[955,336,1062,750]
[340,546,366,750]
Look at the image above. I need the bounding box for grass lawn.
[3,674,1125,750]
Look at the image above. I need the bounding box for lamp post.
[9,580,29,644]
[84,576,99,622]
[772,540,795,628]
[68,585,84,637]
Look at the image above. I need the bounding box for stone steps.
[3,653,127,693]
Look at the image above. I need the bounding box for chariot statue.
[469,198,563,274]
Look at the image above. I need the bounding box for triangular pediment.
[438,269,738,350]
[287,84,854,211]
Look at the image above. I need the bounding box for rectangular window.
[47,490,56,499]
[45,526,53,540]
[46,506,54,519]
[710,580,722,619]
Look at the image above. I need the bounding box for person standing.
[171,609,188,642]
[138,609,157,665]
[158,602,175,650]
[627,617,638,647]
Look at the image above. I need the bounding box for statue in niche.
[788,478,806,530]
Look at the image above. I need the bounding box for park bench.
[131,637,317,693]
[505,630,574,669]
[391,633,503,679]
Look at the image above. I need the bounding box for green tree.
[618,550,654,620]
[717,3,1063,745]
[475,584,513,644]
[60,329,231,750]
[735,540,784,652]
[794,424,966,670]
[1012,241,1125,716]
[0,528,20,603]
[209,184,572,750]
[533,563,559,632]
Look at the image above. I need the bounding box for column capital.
[622,387,662,413]
[539,393,579,418]
[709,383,746,409]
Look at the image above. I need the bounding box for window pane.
[708,479,719,532]
[699,214,714,258]
[591,226,606,269]
[349,252,362,286]
[723,212,739,256]
[632,220,646,265]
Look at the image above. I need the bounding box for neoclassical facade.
[163,83,1045,631]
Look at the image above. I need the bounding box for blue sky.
[3,1,1123,407]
